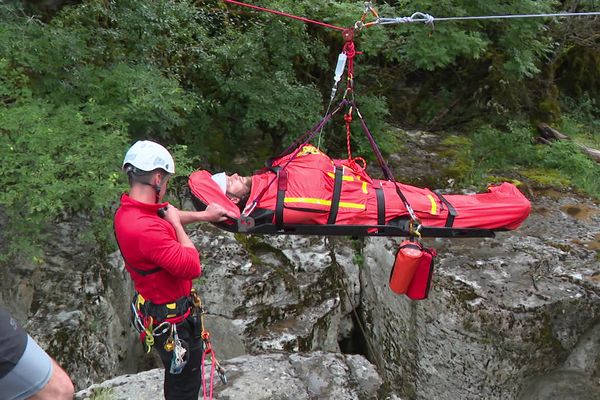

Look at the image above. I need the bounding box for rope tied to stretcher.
[226,0,422,233]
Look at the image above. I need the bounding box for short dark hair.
[124,164,166,186]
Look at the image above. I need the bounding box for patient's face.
[226,173,251,203]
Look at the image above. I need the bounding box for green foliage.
[0,2,199,258]
[0,34,128,258]
[440,135,478,184]
[1,0,599,261]
[539,141,600,198]
[443,121,600,199]
[520,168,571,187]
[559,95,600,149]
[471,122,537,170]
[350,237,365,267]
[89,387,114,400]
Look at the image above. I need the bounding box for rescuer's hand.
[204,203,231,222]
[161,204,183,227]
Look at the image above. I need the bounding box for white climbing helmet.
[122,140,175,174]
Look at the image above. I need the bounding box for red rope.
[201,346,217,400]
[345,113,353,160]
[223,0,346,31]
[344,112,367,174]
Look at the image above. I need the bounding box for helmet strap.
[126,166,170,204]
[154,173,170,204]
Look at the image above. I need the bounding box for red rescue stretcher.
[188,145,531,238]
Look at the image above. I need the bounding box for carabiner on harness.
[169,324,189,375]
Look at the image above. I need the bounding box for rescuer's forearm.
[171,221,195,248]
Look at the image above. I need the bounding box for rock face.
[0,216,144,389]
[192,228,361,357]
[2,187,599,399]
[360,191,600,399]
[75,352,386,400]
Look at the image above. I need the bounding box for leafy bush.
[1,0,599,261]
[539,141,600,198]
[0,3,200,259]
[559,95,600,149]
[471,122,538,170]
[444,121,600,199]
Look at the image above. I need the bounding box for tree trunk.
[537,123,600,163]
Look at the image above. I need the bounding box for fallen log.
[537,123,600,163]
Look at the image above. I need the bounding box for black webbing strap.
[375,186,386,233]
[275,169,288,230]
[129,266,162,276]
[352,101,420,225]
[434,190,457,227]
[249,100,348,213]
[138,294,191,321]
[114,219,162,276]
[327,166,344,224]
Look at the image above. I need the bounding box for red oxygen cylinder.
[406,248,436,300]
[389,240,423,295]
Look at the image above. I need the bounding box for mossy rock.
[520,168,571,188]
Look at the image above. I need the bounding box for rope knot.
[410,12,434,25]
[342,40,356,58]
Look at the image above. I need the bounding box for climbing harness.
[130,290,228,399]
[131,294,193,353]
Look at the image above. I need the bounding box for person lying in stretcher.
[188,144,531,234]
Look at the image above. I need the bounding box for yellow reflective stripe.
[362,182,368,194]
[285,197,331,206]
[427,194,437,215]
[327,171,355,181]
[284,197,365,210]
[338,202,365,210]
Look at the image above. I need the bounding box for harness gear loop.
[143,316,154,353]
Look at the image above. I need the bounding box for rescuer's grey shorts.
[0,335,53,400]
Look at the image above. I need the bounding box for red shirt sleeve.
[137,218,202,280]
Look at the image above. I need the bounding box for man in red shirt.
[114,140,230,400]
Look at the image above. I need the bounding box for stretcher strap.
[434,191,457,227]
[351,101,420,225]
[327,166,344,224]
[244,99,348,218]
[275,169,288,230]
[375,186,386,232]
